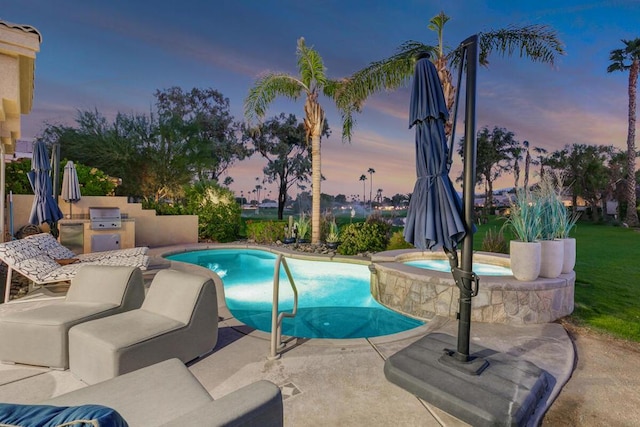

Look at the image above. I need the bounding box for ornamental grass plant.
[503,189,542,242]
[535,173,581,239]
[295,213,310,241]
[481,227,508,253]
[326,220,340,243]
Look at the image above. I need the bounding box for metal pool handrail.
[269,254,298,359]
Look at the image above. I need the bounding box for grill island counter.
[59,207,135,254]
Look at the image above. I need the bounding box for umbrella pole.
[457,35,479,361]
[438,35,486,374]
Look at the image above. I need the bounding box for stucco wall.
[7,194,198,248]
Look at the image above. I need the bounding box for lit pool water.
[167,249,424,339]
[404,259,513,276]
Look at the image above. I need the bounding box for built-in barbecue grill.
[89,207,122,230]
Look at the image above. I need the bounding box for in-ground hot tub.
[369,249,575,325]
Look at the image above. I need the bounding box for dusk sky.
[3,1,639,201]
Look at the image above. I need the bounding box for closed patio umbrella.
[386,38,548,426]
[403,53,466,252]
[61,160,81,218]
[28,141,63,230]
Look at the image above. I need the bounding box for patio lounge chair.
[24,232,149,262]
[0,265,145,369]
[34,358,283,427]
[0,234,149,302]
[68,269,218,384]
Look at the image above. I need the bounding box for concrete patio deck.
[0,245,575,426]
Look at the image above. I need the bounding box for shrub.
[5,158,117,196]
[337,215,391,255]
[246,220,287,244]
[336,223,363,255]
[481,227,507,254]
[386,230,414,250]
[182,181,241,242]
[142,199,184,215]
[74,163,118,196]
[5,158,33,194]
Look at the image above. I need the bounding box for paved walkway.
[0,245,576,426]
[542,323,640,426]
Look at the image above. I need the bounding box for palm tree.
[245,38,357,243]
[342,11,564,137]
[533,146,548,180]
[608,38,640,227]
[510,144,523,189]
[367,167,376,209]
[523,141,532,191]
[359,174,367,206]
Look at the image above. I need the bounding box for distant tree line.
[40,87,252,203]
[458,125,639,222]
[37,87,322,221]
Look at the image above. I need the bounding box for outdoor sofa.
[68,268,219,384]
[0,265,145,369]
[0,358,284,427]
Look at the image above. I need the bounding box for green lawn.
[475,218,640,342]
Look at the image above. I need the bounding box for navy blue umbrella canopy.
[28,141,63,226]
[403,56,466,251]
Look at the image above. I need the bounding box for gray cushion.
[44,358,213,427]
[70,310,184,350]
[161,380,283,427]
[0,266,144,368]
[43,359,283,427]
[142,269,209,323]
[68,269,218,384]
[66,265,145,310]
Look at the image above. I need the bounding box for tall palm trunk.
[524,149,531,191]
[625,58,639,226]
[277,174,287,220]
[310,134,321,242]
[434,54,455,136]
[304,93,324,243]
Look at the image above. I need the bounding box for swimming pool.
[404,259,513,276]
[167,249,424,339]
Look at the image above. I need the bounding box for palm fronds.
[478,24,565,66]
[297,37,327,90]
[607,38,640,72]
[244,73,305,126]
[343,41,435,107]
[324,79,359,142]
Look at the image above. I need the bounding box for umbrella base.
[384,333,550,426]
[438,349,489,376]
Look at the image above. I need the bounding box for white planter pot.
[509,240,541,281]
[561,237,576,274]
[540,239,564,278]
